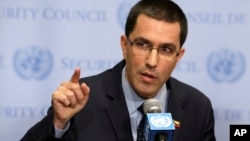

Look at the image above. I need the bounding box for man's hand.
[52,67,90,129]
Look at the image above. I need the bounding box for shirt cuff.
[54,122,70,138]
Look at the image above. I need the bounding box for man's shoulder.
[168,77,212,106]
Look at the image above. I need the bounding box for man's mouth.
[140,72,156,83]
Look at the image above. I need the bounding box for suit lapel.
[167,78,184,140]
[105,60,133,141]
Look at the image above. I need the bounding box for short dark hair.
[125,0,188,46]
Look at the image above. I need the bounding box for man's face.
[120,14,185,99]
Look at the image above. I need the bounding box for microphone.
[143,98,175,141]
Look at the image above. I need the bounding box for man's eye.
[135,41,149,48]
[160,47,173,53]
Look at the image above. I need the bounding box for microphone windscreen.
[143,98,162,114]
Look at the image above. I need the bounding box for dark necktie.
[137,104,146,141]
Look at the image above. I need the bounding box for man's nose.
[145,49,159,68]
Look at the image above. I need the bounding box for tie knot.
[138,103,145,115]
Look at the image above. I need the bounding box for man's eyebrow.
[133,37,177,48]
[133,37,150,42]
[161,43,176,48]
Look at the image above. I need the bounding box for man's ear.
[176,47,185,63]
[120,35,128,59]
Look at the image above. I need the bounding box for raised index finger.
[70,67,81,83]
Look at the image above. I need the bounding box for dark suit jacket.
[21,60,216,141]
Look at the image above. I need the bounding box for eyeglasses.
[127,37,179,61]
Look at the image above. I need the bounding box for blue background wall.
[0,0,249,140]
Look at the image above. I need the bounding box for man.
[21,0,216,141]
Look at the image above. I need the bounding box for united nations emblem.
[13,46,53,80]
[207,49,245,83]
[117,1,136,29]
[150,115,172,128]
